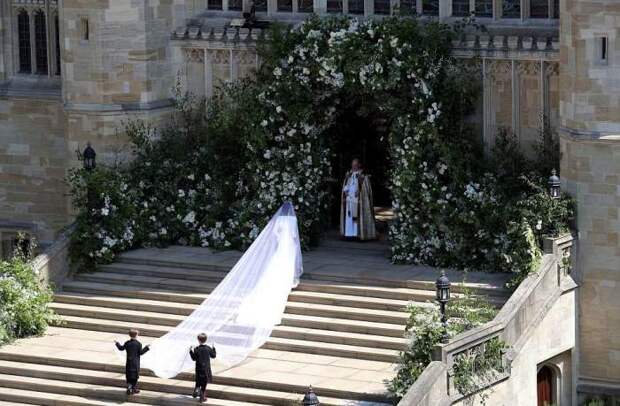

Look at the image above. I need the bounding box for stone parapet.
[398,235,577,405]
[452,33,560,61]
[30,225,72,289]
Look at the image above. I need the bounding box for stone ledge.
[63,99,175,113]
[0,77,62,100]
[559,127,620,142]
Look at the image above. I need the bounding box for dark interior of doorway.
[328,103,392,229]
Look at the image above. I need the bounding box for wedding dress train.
[119,202,303,379]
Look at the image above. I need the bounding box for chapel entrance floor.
[0,237,511,405]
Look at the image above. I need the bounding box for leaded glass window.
[208,0,223,10]
[253,0,268,12]
[277,0,293,12]
[229,0,242,11]
[374,0,391,14]
[55,15,61,75]
[452,0,470,16]
[400,0,416,14]
[475,0,492,17]
[502,0,520,18]
[530,0,548,18]
[17,10,31,73]
[553,0,559,18]
[327,0,343,13]
[422,0,439,15]
[299,0,314,11]
[34,10,48,75]
[348,0,364,14]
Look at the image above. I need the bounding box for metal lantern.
[436,270,451,343]
[82,143,96,171]
[302,386,320,406]
[435,270,451,302]
[548,169,561,199]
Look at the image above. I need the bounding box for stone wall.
[472,291,577,406]
[561,136,620,399]
[0,96,67,243]
[559,0,620,399]
[60,0,182,108]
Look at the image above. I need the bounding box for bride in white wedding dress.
[124,202,303,379]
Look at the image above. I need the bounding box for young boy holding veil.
[115,329,150,395]
[190,333,217,403]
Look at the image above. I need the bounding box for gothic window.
[553,0,559,18]
[55,15,61,75]
[327,0,343,13]
[299,0,314,12]
[399,0,416,14]
[502,0,520,18]
[229,0,242,10]
[452,0,469,16]
[253,0,268,12]
[530,0,548,18]
[422,0,439,15]
[17,9,31,73]
[348,0,364,14]
[34,10,48,75]
[208,0,223,10]
[277,0,293,11]
[374,0,391,14]
[80,17,89,40]
[475,0,492,17]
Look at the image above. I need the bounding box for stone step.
[99,264,416,311]
[64,277,412,325]
[0,375,266,406]
[62,279,428,312]
[50,302,408,351]
[116,250,509,298]
[54,293,407,337]
[72,271,446,307]
[0,362,391,406]
[55,315,400,363]
[0,341,393,403]
[0,387,146,406]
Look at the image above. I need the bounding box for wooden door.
[537,366,554,406]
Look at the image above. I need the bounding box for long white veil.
[130,202,303,379]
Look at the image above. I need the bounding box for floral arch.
[69,16,573,286]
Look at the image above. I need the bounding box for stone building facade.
[558,0,620,403]
[0,0,617,403]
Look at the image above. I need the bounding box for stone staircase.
[0,242,510,405]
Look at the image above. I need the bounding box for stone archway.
[537,364,560,406]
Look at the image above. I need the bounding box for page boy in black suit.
[189,333,217,403]
[115,329,150,395]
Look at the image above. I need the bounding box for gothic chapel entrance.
[328,103,391,231]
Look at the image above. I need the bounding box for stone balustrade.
[398,233,576,405]
[30,225,73,289]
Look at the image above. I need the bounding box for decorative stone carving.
[184,48,205,63]
[544,62,559,77]
[487,60,511,82]
[517,61,541,77]
[211,49,230,65]
[237,50,257,66]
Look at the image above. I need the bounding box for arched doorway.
[537,365,556,406]
[328,101,392,232]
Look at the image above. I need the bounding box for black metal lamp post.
[302,386,320,406]
[548,169,561,199]
[82,143,96,171]
[436,270,451,344]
